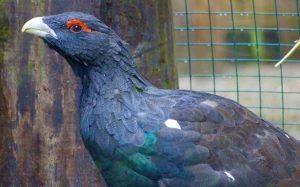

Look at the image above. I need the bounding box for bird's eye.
[67,19,92,33]
[70,25,82,33]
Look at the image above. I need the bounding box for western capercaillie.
[22,12,300,187]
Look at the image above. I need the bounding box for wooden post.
[0,0,176,186]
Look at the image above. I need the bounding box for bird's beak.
[22,17,58,39]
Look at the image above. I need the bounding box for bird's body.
[22,12,300,187]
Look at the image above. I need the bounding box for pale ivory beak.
[22,17,57,39]
[275,39,300,67]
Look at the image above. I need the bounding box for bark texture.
[0,0,176,186]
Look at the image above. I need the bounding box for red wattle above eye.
[66,20,92,32]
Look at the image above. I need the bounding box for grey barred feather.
[122,117,138,133]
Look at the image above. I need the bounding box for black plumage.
[22,12,300,187]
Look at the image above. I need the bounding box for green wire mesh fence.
[172,0,300,138]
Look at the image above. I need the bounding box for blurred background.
[0,0,300,186]
[172,0,300,138]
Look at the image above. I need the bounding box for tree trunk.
[0,0,176,186]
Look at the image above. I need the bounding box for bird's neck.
[78,59,152,150]
[80,60,149,100]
